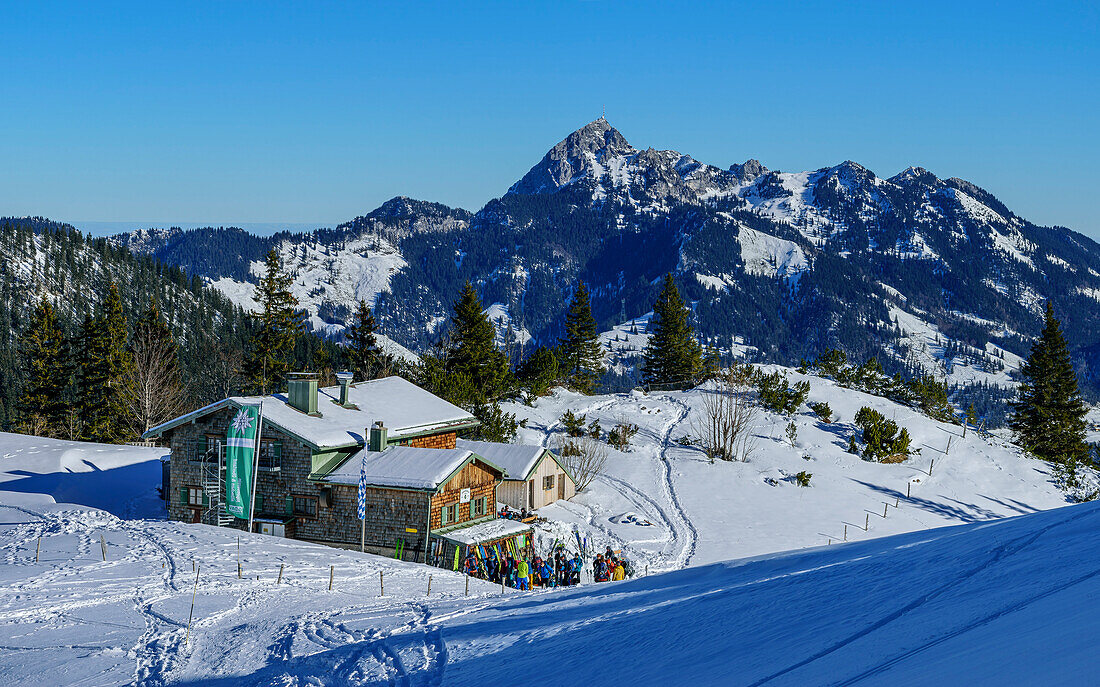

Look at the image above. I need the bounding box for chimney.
[287,372,320,416]
[335,371,353,407]
[368,421,388,452]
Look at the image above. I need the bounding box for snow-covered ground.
[2,478,1096,684]
[0,432,167,519]
[0,367,1091,684]
[507,368,1072,572]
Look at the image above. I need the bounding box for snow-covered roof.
[439,518,531,546]
[144,376,477,449]
[455,439,547,481]
[321,446,502,491]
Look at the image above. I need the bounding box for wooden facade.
[496,450,577,510]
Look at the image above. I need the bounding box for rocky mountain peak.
[729,159,768,183]
[508,118,635,195]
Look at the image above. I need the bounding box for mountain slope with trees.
[88,119,1100,414]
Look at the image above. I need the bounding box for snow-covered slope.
[505,367,1077,570]
[0,432,168,518]
[2,468,1096,684]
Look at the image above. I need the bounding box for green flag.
[225,404,260,519]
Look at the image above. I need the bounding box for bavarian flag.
[225,404,260,519]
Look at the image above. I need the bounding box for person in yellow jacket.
[612,560,625,581]
[517,559,530,590]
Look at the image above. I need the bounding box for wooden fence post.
[277,564,284,585]
[100,533,107,561]
[379,570,384,596]
[465,574,470,596]
[427,574,432,597]
[185,565,200,645]
[35,536,41,563]
[328,565,334,591]
[843,524,847,541]
[883,503,888,518]
[864,513,869,531]
[929,459,935,476]
[907,482,911,498]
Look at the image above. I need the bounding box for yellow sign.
[405,527,418,534]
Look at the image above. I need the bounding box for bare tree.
[125,322,186,435]
[191,340,245,405]
[554,434,608,492]
[694,363,759,463]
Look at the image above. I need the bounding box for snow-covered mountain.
[110,120,1100,409]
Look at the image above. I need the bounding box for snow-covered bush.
[609,422,639,451]
[853,407,916,463]
[809,401,832,423]
[756,371,809,416]
[561,410,586,437]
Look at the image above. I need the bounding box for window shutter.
[179,487,187,504]
[285,496,293,515]
[441,506,449,525]
[255,494,263,511]
[202,493,209,507]
[274,441,282,467]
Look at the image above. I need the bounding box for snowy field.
[0,366,1092,685]
[509,368,1072,573]
[0,432,167,519]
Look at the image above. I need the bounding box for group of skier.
[462,541,633,588]
[593,546,627,583]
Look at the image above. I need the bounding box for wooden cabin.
[321,445,531,566]
[144,374,480,560]
[456,439,576,510]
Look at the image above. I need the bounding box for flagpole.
[247,400,264,535]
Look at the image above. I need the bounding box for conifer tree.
[244,249,303,395]
[345,299,386,381]
[16,297,69,436]
[443,282,510,402]
[558,282,603,393]
[80,283,136,442]
[1010,303,1089,464]
[642,274,702,390]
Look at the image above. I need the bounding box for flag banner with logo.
[357,453,367,520]
[225,404,260,519]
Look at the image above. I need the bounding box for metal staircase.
[201,441,233,526]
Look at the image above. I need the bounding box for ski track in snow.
[655,394,697,568]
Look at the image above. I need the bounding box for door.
[558,474,565,501]
[528,480,535,509]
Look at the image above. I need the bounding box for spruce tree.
[16,297,69,436]
[443,282,511,402]
[642,274,702,390]
[244,249,303,394]
[1010,302,1089,464]
[345,299,386,381]
[559,282,603,393]
[79,283,136,442]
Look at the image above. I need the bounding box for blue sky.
[2,2,1097,237]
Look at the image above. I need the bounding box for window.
[191,435,219,462]
[472,496,486,517]
[441,503,458,525]
[543,474,556,491]
[292,495,317,518]
[187,486,204,506]
[258,440,282,471]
